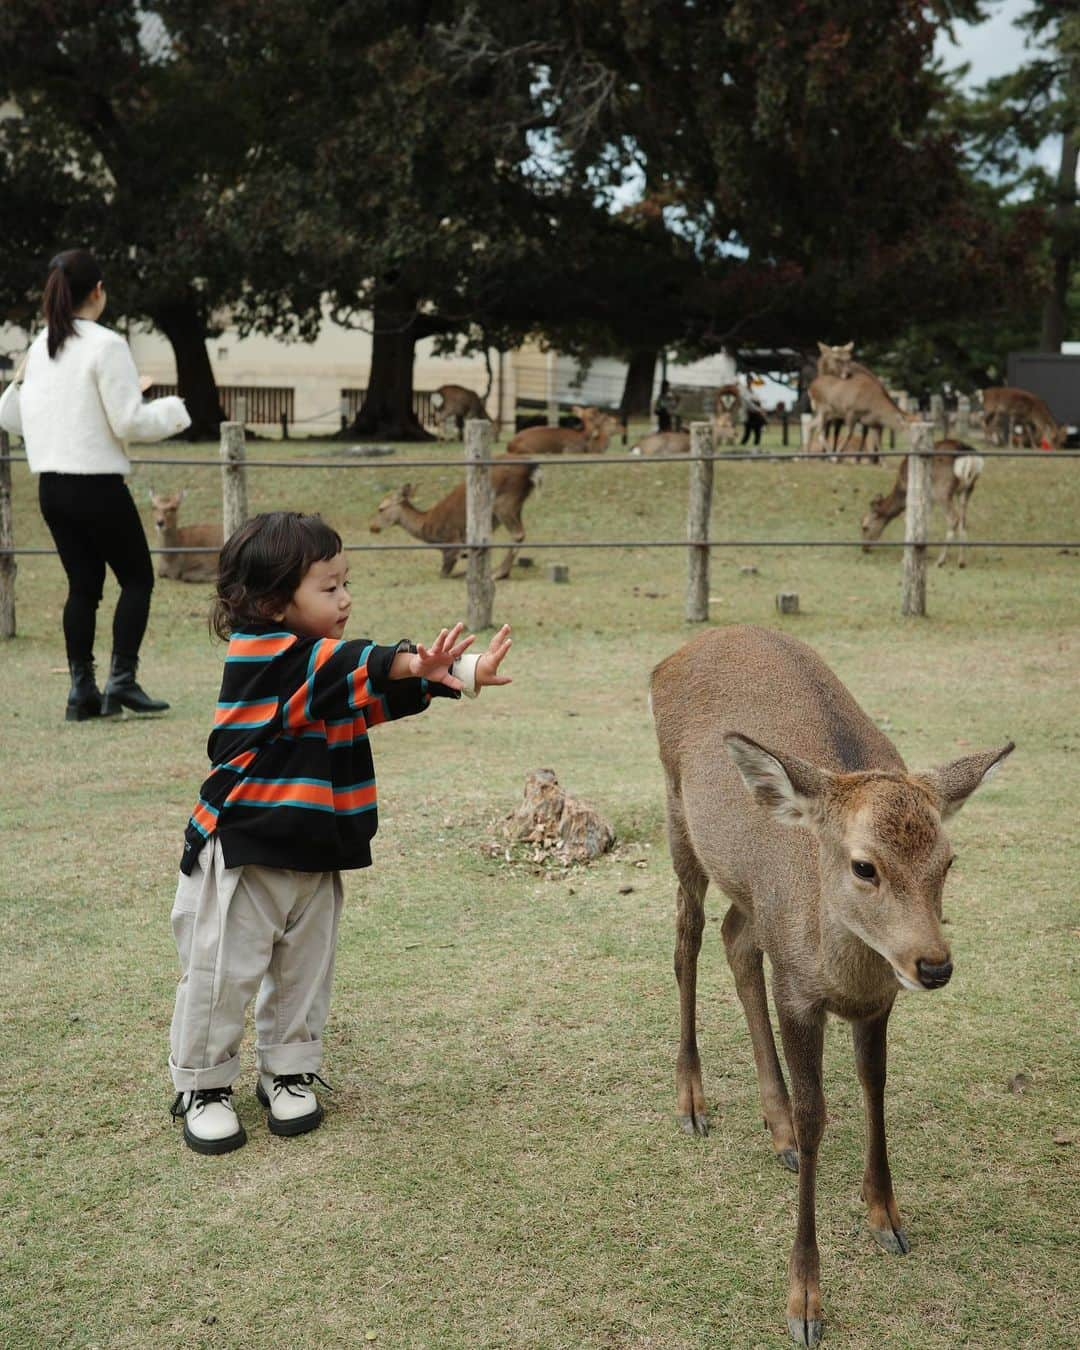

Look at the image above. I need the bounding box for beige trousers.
[169,836,344,1091]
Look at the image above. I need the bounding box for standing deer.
[368,458,539,579]
[979,387,1066,450]
[149,489,223,582]
[809,371,911,459]
[860,440,984,567]
[651,625,1011,1346]
[431,384,490,441]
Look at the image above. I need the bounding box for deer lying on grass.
[631,429,690,456]
[368,458,540,579]
[431,384,489,441]
[651,624,1012,1347]
[507,415,617,455]
[861,439,984,567]
[149,490,223,582]
[980,386,1066,450]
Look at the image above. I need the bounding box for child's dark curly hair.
[210,512,343,640]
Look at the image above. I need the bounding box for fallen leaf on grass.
[1052,1130,1073,1146]
[1007,1073,1031,1095]
[618,884,635,895]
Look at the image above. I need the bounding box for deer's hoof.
[870,1224,910,1255]
[677,1111,709,1137]
[787,1315,823,1347]
[777,1147,800,1173]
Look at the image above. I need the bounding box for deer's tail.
[953,454,984,489]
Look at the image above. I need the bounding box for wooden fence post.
[955,395,971,439]
[220,421,248,540]
[901,420,935,617]
[686,420,715,622]
[465,416,494,631]
[930,392,946,436]
[0,430,16,639]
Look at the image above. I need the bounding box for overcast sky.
[935,0,1039,87]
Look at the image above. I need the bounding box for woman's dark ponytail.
[43,249,102,358]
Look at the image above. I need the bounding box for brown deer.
[149,490,223,582]
[979,387,1066,450]
[368,458,539,579]
[431,384,490,440]
[630,429,690,456]
[861,440,984,567]
[809,371,912,459]
[651,624,1012,1347]
[506,417,616,456]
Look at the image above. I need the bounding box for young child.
[169,510,512,1154]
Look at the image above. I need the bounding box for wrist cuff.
[449,652,480,698]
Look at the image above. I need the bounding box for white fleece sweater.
[0,319,191,474]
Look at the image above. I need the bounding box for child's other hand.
[475,624,512,688]
[412,622,474,690]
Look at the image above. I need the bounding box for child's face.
[275,551,352,639]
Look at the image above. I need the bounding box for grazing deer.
[368,458,540,579]
[506,417,616,456]
[651,624,1012,1347]
[149,489,223,582]
[431,384,489,441]
[861,440,984,567]
[979,387,1066,450]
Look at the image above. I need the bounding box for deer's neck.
[392,501,436,541]
[817,909,898,1018]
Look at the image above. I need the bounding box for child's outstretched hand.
[411,622,474,690]
[475,624,512,688]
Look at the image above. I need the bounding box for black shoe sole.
[256,1080,324,1137]
[101,695,170,716]
[182,1121,247,1155]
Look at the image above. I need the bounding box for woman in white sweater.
[0,249,191,720]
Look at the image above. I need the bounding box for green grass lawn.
[1,426,1077,1348]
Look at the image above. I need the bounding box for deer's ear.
[842,341,854,353]
[178,488,185,502]
[400,482,413,500]
[918,742,1014,819]
[148,487,155,502]
[817,340,828,354]
[724,733,826,827]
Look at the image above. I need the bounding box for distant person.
[738,380,767,448]
[167,512,514,1153]
[0,248,190,720]
[654,380,680,432]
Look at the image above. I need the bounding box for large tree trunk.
[151,301,225,440]
[1040,107,1079,352]
[344,294,434,441]
[619,349,658,422]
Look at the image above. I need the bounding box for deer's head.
[860,496,889,547]
[817,341,856,379]
[149,488,184,534]
[368,483,414,533]
[725,733,1013,992]
[586,413,621,452]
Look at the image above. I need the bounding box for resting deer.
[630,429,690,456]
[368,458,539,579]
[431,384,489,441]
[651,624,1012,1347]
[149,489,223,582]
[980,386,1066,450]
[861,440,984,567]
[507,415,618,456]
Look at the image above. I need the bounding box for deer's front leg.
[439,547,462,577]
[853,1011,909,1255]
[777,1005,826,1347]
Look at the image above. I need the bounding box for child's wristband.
[449,653,480,698]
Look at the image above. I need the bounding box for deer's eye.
[851,860,877,883]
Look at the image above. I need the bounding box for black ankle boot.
[66,659,103,722]
[101,654,170,715]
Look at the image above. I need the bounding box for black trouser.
[38,473,154,664]
[741,412,765,446]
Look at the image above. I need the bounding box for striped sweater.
[180,623,458,875]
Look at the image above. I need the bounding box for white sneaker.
[171,1087,246,1155]
[256,1072,327,1137]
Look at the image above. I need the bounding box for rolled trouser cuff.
[169,1052,241,1092]
[256,1039,324,1076]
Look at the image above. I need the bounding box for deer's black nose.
[917,958,953,989]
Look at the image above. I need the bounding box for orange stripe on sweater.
[225,779,334,809]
